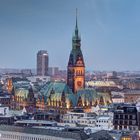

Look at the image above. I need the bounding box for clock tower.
[67,10,85,93]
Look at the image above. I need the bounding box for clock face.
[77,81,82,87]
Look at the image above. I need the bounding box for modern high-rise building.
[37,50,49,76]
[48,67,59,76]
[67,11,85,93]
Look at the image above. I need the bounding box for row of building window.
[114,120,136,125]
[96,120,109,123]
[64,120,110,124]
[114,125,138,131]
[114,114,136,119]
[1,133,59,140]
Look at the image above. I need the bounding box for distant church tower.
[67,10,85,93]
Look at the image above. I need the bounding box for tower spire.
[68,8,85,93]
[76,8,78,29]
[75,8,79,37]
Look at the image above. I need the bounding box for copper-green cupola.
[72,9,81,49]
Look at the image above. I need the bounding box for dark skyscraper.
[37,50,49,76]
[67,11,85,93]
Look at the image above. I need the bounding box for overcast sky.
[0,0,140,71]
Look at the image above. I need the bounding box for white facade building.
[27,76,50,83]
[0,105,9,116]
[112,95,124,103]
[111,91,124,103]
[62,111,113,130]
[62,111,96,126]
[95,116,113,130]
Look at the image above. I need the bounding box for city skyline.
[0,0,140,71]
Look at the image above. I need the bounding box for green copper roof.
[40,82,73,96]
[76,88,112,106]
[15,88,29,99]
[97,92,112,105]
[13,80,30,89]
[39,82,77,106]
[76,88,98,103]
